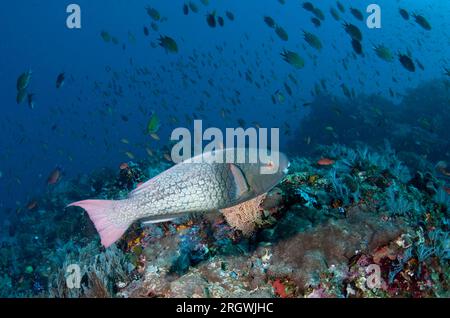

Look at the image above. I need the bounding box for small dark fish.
[17,71,32,91]
[275,25,288,41]
[398,53,415,72]
[444,68,450,77]
[330,8,340,21]
[399,8,409,20]
[343,22,362,41]
[206,12,216,27]
[27,200,38,211]
[311,17,321,27]
[143,26,149,36]
[284,82,292,96]
[280,49,304,69]
[416,59,425,71]
[312,7,325,21]
[158,35,178,53]
[336,1,345,13]
[225,11,235,21]
[302,2,315,12]
[264,16,276,28]
[271,95,276,104]
[350,7,364,21]
[47,167,62,185]
[413,14,431,30]
[217,16,224,27]
[341,83,352,99]
[303,31,322,50]
[121,115,129,122]
[16,89,27,104]
[183,3,189,15]
[27,93,35,109]
[351,39,363,55]
[188,1,199,13]
[56,72,65,88]
[146,6,161,21]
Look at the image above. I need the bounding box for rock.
[270,206,405,292]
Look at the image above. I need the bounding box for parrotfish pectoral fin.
[67,199,129,248]
[140,212,193,226]
[229,163,250,198]
[141,217,177,226]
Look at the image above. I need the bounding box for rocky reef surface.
[0,143,448,298]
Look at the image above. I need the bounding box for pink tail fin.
[67,199,129,248]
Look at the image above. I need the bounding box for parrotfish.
[69,148,289,247]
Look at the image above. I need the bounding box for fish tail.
[67,199,130,248]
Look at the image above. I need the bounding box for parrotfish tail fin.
[67,199,129,248]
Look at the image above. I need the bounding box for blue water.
[0,0,448,213]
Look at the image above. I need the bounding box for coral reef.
[289,79,450,165]
[0,140,448,298]
[221,194,268,237]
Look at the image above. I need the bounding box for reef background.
[1,0,449,212]
[0,0,449,297]
[0,80,448,297]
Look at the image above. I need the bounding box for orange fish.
[317,158,335,166]
[119,162,129,170]
[27,200,38,210]
[47,168,61,185]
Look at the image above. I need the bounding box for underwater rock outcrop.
[289,79,450,164]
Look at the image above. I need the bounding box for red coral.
[272,279,288,298]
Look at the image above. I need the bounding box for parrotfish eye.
[263,160,278,173]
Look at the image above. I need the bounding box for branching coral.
[429,229,450,265]
[384,185,412,217]
[48,259,85,298]
[388,247,413,284]
[83,245,132,296]
[48,242,133,298]
[434,187,450,211]
[328,169,350,203]
[222,194,267,236]
[321,142,411,183]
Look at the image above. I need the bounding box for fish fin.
[140,211,194,226]
[128,171,168,198]
[141,217,177,226]
[128,179,154,197]
[229,163,250,198]
[67,199,129,248]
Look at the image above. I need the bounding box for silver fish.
[68,148,289,247]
